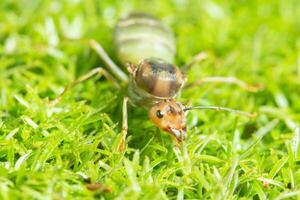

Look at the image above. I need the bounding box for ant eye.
[156,110,164,118]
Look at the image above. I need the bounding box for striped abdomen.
[114,12,176,65]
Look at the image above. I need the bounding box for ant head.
[149,99,186,141]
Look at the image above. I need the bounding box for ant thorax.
[127,58,185,107]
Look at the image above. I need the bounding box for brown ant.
[50,13,259,151]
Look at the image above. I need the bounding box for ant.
[50,13,260,151]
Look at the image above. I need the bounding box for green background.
[0,0,299,199]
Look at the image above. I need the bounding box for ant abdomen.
[114,12,176,65]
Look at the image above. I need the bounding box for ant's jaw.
[166,127,187,141]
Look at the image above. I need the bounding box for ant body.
[51,13,259,151]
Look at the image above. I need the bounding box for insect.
[50,12,259,151]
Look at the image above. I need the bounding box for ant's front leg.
[118,97,129,152]
[49,67,119,106]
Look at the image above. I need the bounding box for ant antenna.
[184,105,257,118]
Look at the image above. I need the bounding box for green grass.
[1,0,300,199]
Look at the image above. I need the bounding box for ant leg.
[118,97,129,152]
[89,39,128,82]
[184,76,262,92]
[181,52,262,92]
[59,38,128,82]
[49,67,119,106]
[181,52,208,72]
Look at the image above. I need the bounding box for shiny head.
[149,99,186,141]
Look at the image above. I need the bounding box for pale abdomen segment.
[114,12,176,65]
